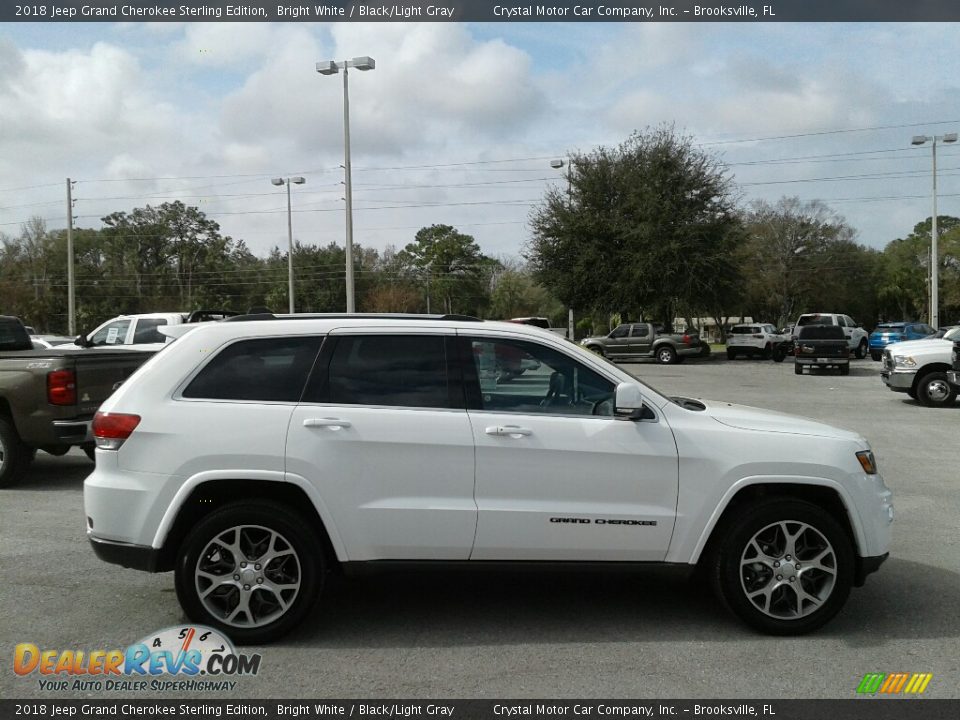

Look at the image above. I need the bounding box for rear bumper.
[88,534,162,573]
[52,419,93,444]
[855,553,889,587]
[796,357,849,366]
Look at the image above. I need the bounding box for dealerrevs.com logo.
[856,673,933,696]
[14,626,261,692]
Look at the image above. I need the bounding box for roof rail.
[224,312,483,323]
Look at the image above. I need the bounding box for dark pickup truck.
[793,325,850,375]
[0,315,155,487]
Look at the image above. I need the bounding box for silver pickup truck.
[580,322,702,364]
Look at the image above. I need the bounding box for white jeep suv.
[85,314,892,642]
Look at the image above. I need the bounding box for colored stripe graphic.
[857,672,932,695]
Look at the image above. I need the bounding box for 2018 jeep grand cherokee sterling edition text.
[84,314,892,642]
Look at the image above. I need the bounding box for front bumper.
[855,553,889,587]
[880,369,916,392]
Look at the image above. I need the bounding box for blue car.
[868,321,936,360]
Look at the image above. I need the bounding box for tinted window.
[133,318,168,343]
[876,323,905,331]
[462,337,615,417]
[609,325,629,339]
[730,327,753,334]
[308,335,451,409]
[797,315,834,327]
[0,318,32,351]
[183,337,323,402]
[630,325,650,338]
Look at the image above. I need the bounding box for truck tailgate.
[73,351,155,414]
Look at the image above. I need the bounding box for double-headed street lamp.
[911,132,957,329]
[316,55,376,314]
[271,176,306,314]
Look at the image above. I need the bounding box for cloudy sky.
[2,20,959,261]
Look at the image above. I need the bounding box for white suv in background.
[792,314,869,359]
[85,314,892,643]
[726,324,788,360]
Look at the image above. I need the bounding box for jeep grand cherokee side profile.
[84,315,892,643]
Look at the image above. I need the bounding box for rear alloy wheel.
[710,499,854,635]
[771,345,787,363]
[175,501,324,644]
[855,340,867,359]
[914,371,957,407]
[656,346,678,365]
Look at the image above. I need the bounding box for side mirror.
[614,383,652,420]
[75,334,91,348]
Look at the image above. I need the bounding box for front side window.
[609,325,630,339]
[462,337,615,417]
[182,336,323,402]
[305,334,452,409]
[90,319,131,346]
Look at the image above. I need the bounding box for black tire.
[175,500,325,644]
[761,343,772,360]
[914,371,957,407]
[870,351,882,362]
[699,342,711,359]
[794,363,802,375]
[587,345,605,358]
[0,417,33,489]
[855,339,867,360]
[83,445,96,463]
[772,345,786,363]
[839,364,850,376]
[656,346,678,365]
[708,498,854,635]
[726,349,736,360]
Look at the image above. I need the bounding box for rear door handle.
[485,425,533,438]
[303,418,352,429]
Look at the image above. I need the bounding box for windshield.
[944,328,960,342]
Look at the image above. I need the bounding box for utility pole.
[66,178,75,336]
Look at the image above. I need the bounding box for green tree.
[527,126,742,326]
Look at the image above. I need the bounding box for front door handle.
[485,425,533,438]
[303,418,352,429]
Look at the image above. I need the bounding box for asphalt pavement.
[1,355,958,699]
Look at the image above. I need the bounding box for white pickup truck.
[880,326,960,407]
[68,310,237,351]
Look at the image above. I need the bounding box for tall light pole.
[316,56,375,314]
[550,158,575,341]
[271,176,306,314]
[911,132,957,329]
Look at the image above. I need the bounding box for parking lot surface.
[2,356,958,699]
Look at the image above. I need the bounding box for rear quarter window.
[182,336,323,402]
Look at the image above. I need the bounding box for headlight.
[856,450,878,475]
[892,355,916,367]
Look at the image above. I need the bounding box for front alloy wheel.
[711,499,853,635]
[656,346,677,364]
[175,501,324,644]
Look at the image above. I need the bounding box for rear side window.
[182,337,323,402]
[133,318,168,343]
[305,334,452,409]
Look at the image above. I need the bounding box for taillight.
[47,370,77,406]
[682,334,691,344]
[93,412,141,450]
